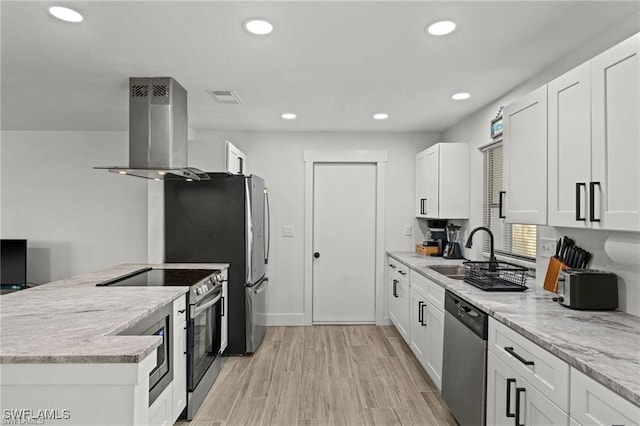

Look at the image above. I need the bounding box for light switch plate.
[404,225,412,236]
[282,225,294,238]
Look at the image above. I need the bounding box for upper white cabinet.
[503,85,548,225]
[415,143,470,219]
[225,141,247,175]
[548,33,640,231]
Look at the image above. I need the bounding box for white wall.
[184,131,440,323]
[442,21,640,315]
[0,131,148,284]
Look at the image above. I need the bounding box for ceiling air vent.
[208,90,243,105]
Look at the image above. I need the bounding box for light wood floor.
[184,325,456,426]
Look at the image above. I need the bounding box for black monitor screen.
[1,239,27,286]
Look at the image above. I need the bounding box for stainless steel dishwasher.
[441,290,489,426]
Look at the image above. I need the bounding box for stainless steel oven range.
[97,266,228,419]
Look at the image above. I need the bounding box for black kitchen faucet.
[465,226,498,265]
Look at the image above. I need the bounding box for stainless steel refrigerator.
[164,173,269,355]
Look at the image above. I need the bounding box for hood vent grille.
[95,77,209,181]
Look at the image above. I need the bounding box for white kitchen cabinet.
[387,258,410,343]
[503,84,548,225]
[415,143,469,219]
[590,33,640,231]
[225,141,246,175]
[486,318,570,426]
[409,272,445,391]
[172,295,187,421]
[409,288,428,362]
[570,368,640,426]
[549,33,640,231]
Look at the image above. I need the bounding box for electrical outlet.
[404,225,412,236]
[282,225,294,238]
[539,238,556,258]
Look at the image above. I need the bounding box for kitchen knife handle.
[576,182,586,221]
[515,387,526,426]
[506,378,516,418]
[589,182,601,222]
[499,191,506,219]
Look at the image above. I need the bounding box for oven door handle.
[194,293,222,316]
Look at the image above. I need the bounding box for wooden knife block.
[543,257,566,293]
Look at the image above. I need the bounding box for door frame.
[303,150,387,325]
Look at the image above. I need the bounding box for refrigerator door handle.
[265,188,270,265]
[246,179,253,285]
[252,277,269,295]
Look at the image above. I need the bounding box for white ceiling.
[2,1,639,133]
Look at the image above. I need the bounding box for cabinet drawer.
[410,271,444,311]
[173,295,187,326]
[570,368,639,426]
[489,318,570,411]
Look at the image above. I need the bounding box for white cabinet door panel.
[487,351,517,426]
[548,62,592,228]
[591,33,640,231]
[504,84,548,225]
[424,145,440,217]
[423,302,444,391]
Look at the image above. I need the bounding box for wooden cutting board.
[543,256,564,293]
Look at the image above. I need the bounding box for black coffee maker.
[424,220,448,256]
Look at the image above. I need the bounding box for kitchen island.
[388,251,640,409]
[0,263,221,426]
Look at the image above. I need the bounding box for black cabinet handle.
[393,279,398,298]
[589,181,601,222]
[576,182,586,221]
[420,198,426,215]
[418,301,424,324]
[221,296,224,317]
[314,252,320,259]
[398,270,407,276]
[420,302,427,326]
[389,264,397,269]
[499,191,506,219]
[506,378,516,418]
[515,387,526,426]
[504,347,535,366]
[178,309,186,314]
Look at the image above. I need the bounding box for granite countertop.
[388,251,640,406]
[0,263,225,364]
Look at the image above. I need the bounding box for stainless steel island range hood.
[95,77,209,180]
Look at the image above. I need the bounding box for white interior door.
[312,163,376,323]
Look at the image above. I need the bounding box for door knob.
[314,252,320,259]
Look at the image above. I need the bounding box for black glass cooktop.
[97,268,217,287]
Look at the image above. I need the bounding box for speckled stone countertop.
[388,251,640,406]
[0,263,225,364]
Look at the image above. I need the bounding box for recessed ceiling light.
[244,19,274,35]
[427,20,456,36]
[48,6,83,23]
[451,92,471,100]
[117,171,128,175]
[281,113,297,120]
[373,113,389,120]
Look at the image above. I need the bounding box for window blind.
[483,144,537,261]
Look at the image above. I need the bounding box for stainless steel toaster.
[555,269,618,310]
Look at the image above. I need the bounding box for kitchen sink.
[428,264,466,280]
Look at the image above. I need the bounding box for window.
[483,143,537,261]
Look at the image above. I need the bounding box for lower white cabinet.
[570,368,640,426]
[408,272,445,391]
[172,295,187,421]
[394,279,410,341]
[486,318,569,426]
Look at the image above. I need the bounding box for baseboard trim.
[264,313,309,326]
